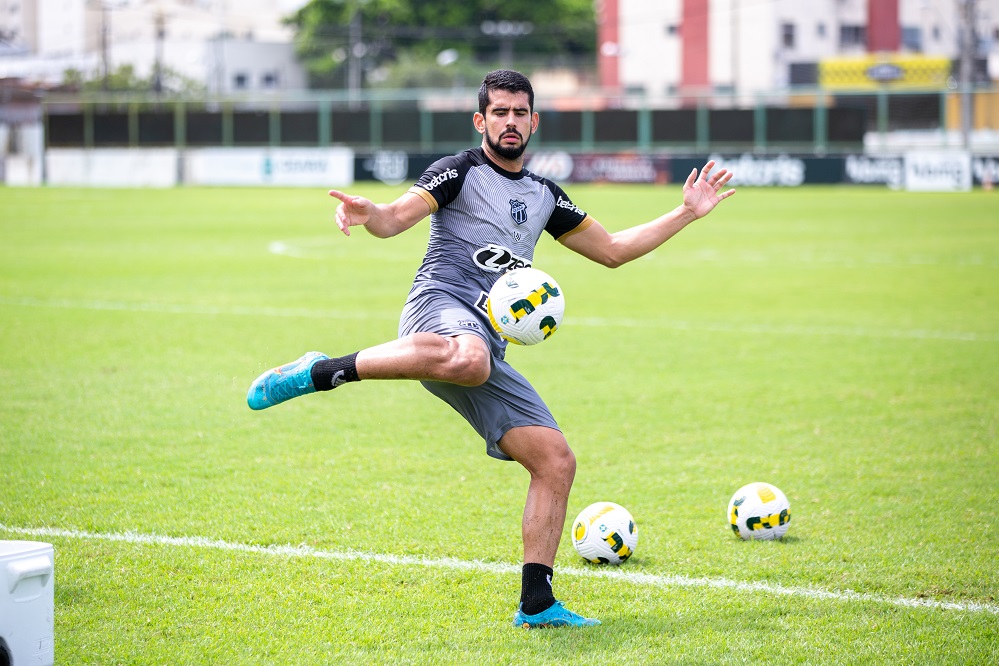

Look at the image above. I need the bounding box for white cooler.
[0,541,54,666]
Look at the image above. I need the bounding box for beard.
[486,128,531,161]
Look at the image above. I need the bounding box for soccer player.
[248,69,735,628]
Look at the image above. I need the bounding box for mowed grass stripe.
[4,524,997,616]
[2,295,996,342]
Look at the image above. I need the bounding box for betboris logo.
[422,168,459,191]
[556,195,583,216]
[472,244,532,272]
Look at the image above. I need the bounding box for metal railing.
[34,85,999,154]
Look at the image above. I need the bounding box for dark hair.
[477,69,534,114]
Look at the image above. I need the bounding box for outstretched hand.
[329,189,374,236]
[682,160,736,220]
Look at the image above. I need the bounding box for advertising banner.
[904,151,972,191]
[186,148,354,187]
[972,155,999,188]
[526,151,670,183]
[355,151,449,185]
[46,148,179,187]
[819,55,951,90]
[671,154,845,186]
[354,150,998,189]
[843,155,904,188]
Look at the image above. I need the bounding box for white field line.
[269,238,999,268]
[2,295,997,343]
[572,316,999,343]
[2,524,997,616]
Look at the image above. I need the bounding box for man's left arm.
[559,160,735,268]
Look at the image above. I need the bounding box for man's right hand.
[329,189,374,236]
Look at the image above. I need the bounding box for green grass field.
[1,183,997,664]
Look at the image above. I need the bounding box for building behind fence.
[2,0,999,187]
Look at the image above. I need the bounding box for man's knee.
[443,334,491,386]
[501,427,576,482]
[535,440,576,488]
[408,332,490,386]
[549,442,577,482]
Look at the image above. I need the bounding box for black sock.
[520,563,556,615]
[311,352,360,391]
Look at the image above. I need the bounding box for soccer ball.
[727,482,791,540]
[486,267,564,346]
[571,502,638,565]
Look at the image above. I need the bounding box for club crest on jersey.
[509,199,528,225]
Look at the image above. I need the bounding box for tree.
[286,0,596,89]
[62,64,204,96]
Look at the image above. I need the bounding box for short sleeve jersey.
[406,147,591,302]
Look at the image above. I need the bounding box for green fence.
[40,87,999,154]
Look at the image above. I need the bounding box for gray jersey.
[406,147,590,320]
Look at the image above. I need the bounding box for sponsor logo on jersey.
[421,167,459,191]
[471,244,532,272]
[509,198,528,225]
[475,291,490,313]
[556,195,584,216]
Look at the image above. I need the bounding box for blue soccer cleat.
[512,601,601,629]
[247,351,329,410]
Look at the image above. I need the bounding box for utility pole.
[731,0,739,100]
[212,0,228,97]
[348,10,362,95]
[959,0,976,148]
[100,2,110,90]
[153,11,165,94]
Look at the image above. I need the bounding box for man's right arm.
[328,189,431,238]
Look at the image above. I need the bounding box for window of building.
[261,71,280,88]
[789,63,818,86]
[839,25,866,49]
[817,22,826,39]
[901,26,922,52]
[233,72,248,89]
[782,22,795,49]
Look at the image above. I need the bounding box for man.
[248,69,735,628]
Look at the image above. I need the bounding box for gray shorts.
[398,287,560,461]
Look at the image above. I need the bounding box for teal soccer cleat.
[512,601,601,629]
[247,351,329,410]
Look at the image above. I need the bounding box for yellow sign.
[820,55,951,90]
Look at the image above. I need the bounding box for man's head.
[478,69,535,115]
[475,70,538,165]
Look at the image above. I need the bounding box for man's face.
[479,89,537,161]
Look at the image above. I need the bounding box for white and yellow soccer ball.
[727,482,791,540]
[486,267,565,346]
[571,502,638,565]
